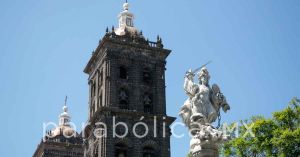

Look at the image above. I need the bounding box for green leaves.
[221,97,300,157]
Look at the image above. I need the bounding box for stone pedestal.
[189,125,228,157]
[191,144,219,157]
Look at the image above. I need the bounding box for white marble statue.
[179,66,230,156]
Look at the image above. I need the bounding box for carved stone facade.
[33,104,84,157]
[33,135,84,157]
[82,3,175,157]
[33,2,175,157]
[83,24,175,157]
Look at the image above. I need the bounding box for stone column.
[191,144,219,157]
[188,123,230,157]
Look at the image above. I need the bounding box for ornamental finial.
[64,95,68,106]
[59,96,71,126]
[123,2,129,11]
[63,96,68,112]
[115,0,137,36]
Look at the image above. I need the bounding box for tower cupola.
[51,96,75,137]
[59,104,71,126]
[59,97,71,126]
[115,2,138,36]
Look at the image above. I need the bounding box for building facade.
[33,2,175,157]
[33,103,84,157]
[83,2,175,157]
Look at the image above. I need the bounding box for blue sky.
[0,0,299,156]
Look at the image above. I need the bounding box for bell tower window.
[115,143,127,157]
[119,66,128,79]
[119,88,129,110]
[119,100,128,110]
[143,68,151,83]
[143,94,153,114]
[143,147,155,157]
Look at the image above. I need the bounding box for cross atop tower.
[64,95,68,106]
[59,96,71,126]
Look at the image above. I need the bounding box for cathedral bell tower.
[83,2,175,157]
[33,99,83,157]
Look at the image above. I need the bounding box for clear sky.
[0,0,299,156]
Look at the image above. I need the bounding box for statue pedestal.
[189,125,228,157]
[191,144,219,157]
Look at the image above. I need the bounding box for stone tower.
[83,2,175,157]
[33,101,84,157]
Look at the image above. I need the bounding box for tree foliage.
[222,97,300,157]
